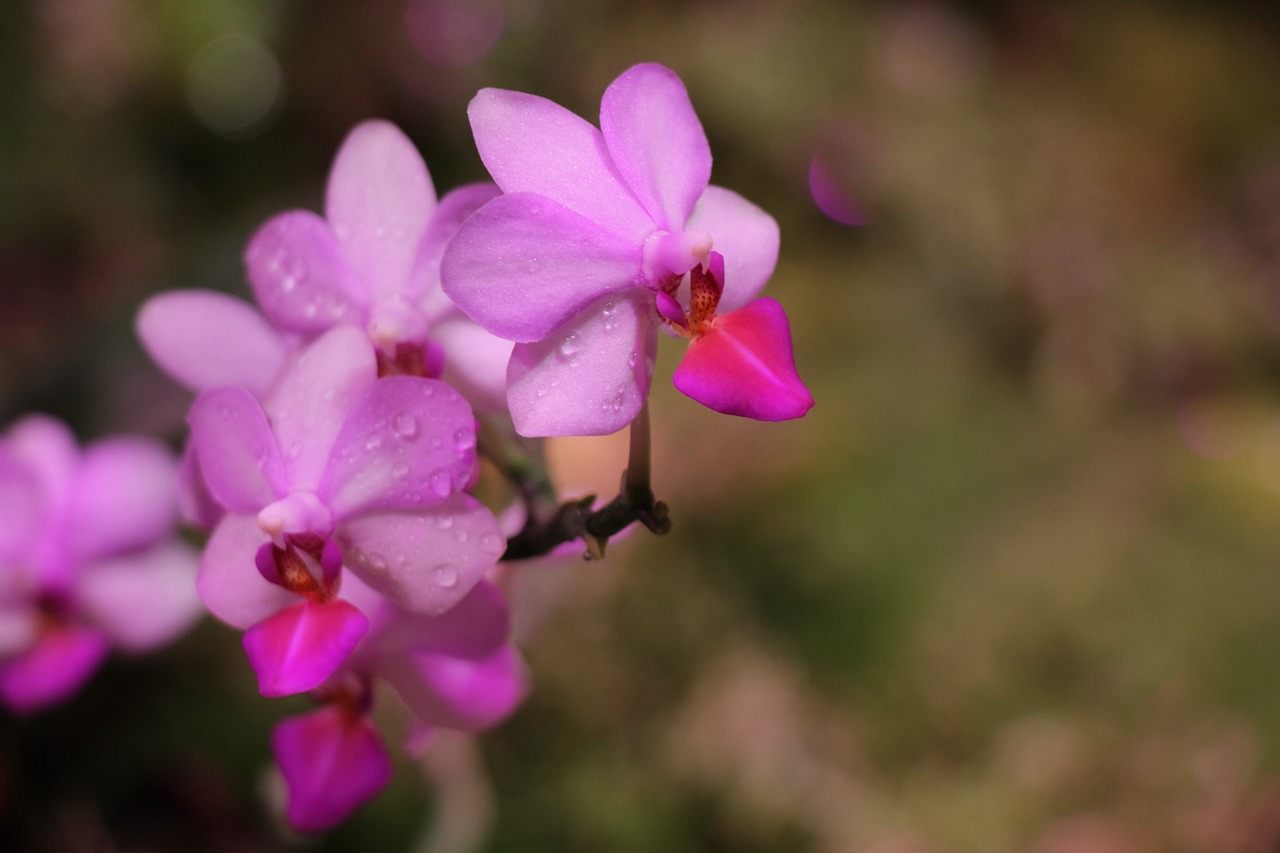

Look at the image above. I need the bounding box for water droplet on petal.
[629,351,639,368]
[429,469,452,498]
[392,462,410,478]
[481,533,503,554]
[454,429,476,451]
[365,434,382,451]
[437,514,455,529]
[393,412,419,439]
[559,333,580,358]
[430,435,444,450]
[432,565,458,589]
[454,528,469,544]
[366,553,388,571]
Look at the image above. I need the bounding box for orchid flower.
[244,120,514,412]
[440,62,813,436]
[188,325,504,697]
[272,573,525,831]
[0,415,201,713]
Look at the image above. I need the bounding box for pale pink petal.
[0,624,109,713]
[6,415,77,508]
[673,298,813,421]
[432,315,514,414]
[325,121,436,300]
[441,193,642,342]
[337,496,504,616]
[0,449,44,564]
[685,186,780,311]
[65,437,177,562]
[264,326,377,492]
[76,542,202,652]
[136,290,289,396]
[188,388,286,512]
[243,599,368,697]
[197,515,294,629]
[371,579,509,661]
[600,63,711,231]
[177,442,224,529]
[245,211,365,334]
[380,645,526,730]
[320,377,477,519]
[468,87,653,242]
[272,705,393,833]
[506,292,657,437]
[412,182,502,315]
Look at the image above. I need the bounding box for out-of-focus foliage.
[6,0,1280,850]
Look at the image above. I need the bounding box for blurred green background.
[5,0,1280,850]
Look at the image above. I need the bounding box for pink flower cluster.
[2,62,811,834]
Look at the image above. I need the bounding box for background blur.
[4,0,1280,850]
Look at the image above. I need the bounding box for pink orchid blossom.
[440,62,813,436]
[189,326,505,697]
[244,120,514,412]
[0,415,201,713]
[272,574,525,832]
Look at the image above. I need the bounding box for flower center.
[653,251,726,340]
[255,534,343,603]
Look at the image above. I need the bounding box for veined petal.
[412,182,503,314]
[379,645,526,731]
[197,515,294,629]
[468,87,653,242]
[673,298,813,421]
[338,496,504,616]
[77,542,202,652]
[265,326,377,491]
[189,388,286,512]
[441,192,642,343]
[0,624,109,714]
[506,292,657,437]
[246,211,365,334]
[325,121,436,300]
[65,437,177,562]
[685,186,780,311]
[600,63,711,231]
[371,579,509,661]
[272,705,393,833]
[320,377,478,519]
[243,599,368,697]
[136,290,289,396]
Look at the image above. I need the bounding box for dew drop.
[628,351,639,368]
[454,528,469,543]
[429,469,452,498]
[392,462,410,479]
[365,434,382,451]
[559,333,580,358]
[481,533,503,554]
[432,565,458,589]
[430,435,444,450]
[437,514,455,529]
[454,429,476,451]
[366,553,388,570]
[393,412,419,439]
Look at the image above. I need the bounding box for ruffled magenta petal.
[337,496,504,616]
[272,705,393,833]
[245,210,365,334]
[506,292,657,437]
[685,186,780,312]
[600,63,711,231]
[77,542,202,651]
[64,437,177,562]
[135,290,288,396]
[0,624,109,714]
[188,388,286,513]
[441,192,642,343]
[197,515,294,629]
[467,87,653,242]
[371,579,509,661]
[264,326,377,492]
[243,598,368,697]
[325,120,436,301]
[320,377,477,519]
[674,298,813,421]
[380,644,526,730]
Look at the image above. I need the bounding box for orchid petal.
[412,182,503,314]
[380,645,526,730]
[325,120,436,300]
[136,290,289,396]
[65,437,176,562]
[685,186,781,311]
[246,211,365,334]
[371,579,509,661]
[177,442,224,530]
[6,415,77,508]
[506,292,657,437]
[468,87,653,242]
[320,377,477,519]
[272,705,393,833]
[77,542,202,652]
[197,515,294,629]
[0,449,43,565]
[243,599,368,697]
[0,624,109,714]
[338,496,504,616]
[0,605,39,659]
[674,298,813,421]
[441,192,641,342]
[189,388,286,512]
[600,63,711,231]
[265,326,376,492]
[431,315,514,414]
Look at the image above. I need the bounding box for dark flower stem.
[488,402,671,562]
